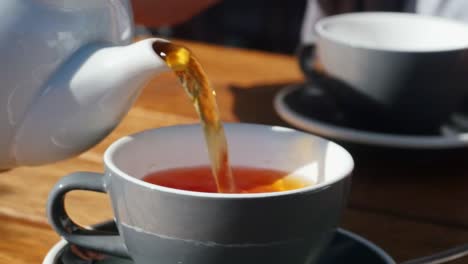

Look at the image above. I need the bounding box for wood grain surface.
[1,39,468,264]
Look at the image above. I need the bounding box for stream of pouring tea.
[153,41,236,193]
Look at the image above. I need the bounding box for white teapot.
[0,0,169,169]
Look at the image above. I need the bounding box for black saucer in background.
[274,83,468,151]
[283,82,453,136]
[285,82,468,136]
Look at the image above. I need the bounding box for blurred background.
[138,0,307,54]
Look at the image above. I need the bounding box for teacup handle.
[297,44,330,87]
[47,172,130,258]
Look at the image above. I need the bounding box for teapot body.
[0,0,133,168]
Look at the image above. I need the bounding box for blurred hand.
[131,0,220,27]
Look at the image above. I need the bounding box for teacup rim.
[103,123,354,199]
[315,11,468,53]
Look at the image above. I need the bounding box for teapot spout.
[13,38,169,166]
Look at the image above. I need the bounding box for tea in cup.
[48,123,353,264]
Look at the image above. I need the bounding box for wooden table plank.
[1,39,468,263]
[348,148,468,229]
[342,209,468,263]
[0,216,59,264]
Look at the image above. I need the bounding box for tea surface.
[143,166,310,193]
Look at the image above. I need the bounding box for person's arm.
[131,0,220,27]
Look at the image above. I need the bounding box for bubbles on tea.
[153,41,236,193]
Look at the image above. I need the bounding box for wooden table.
[2,39,468,264]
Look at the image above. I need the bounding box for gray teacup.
[48,123,353,264]
[300,12,468,134]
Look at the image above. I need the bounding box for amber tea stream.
[153,41,236,193]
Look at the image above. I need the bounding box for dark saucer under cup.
[274,83,468,149]
[43,221,395,264]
